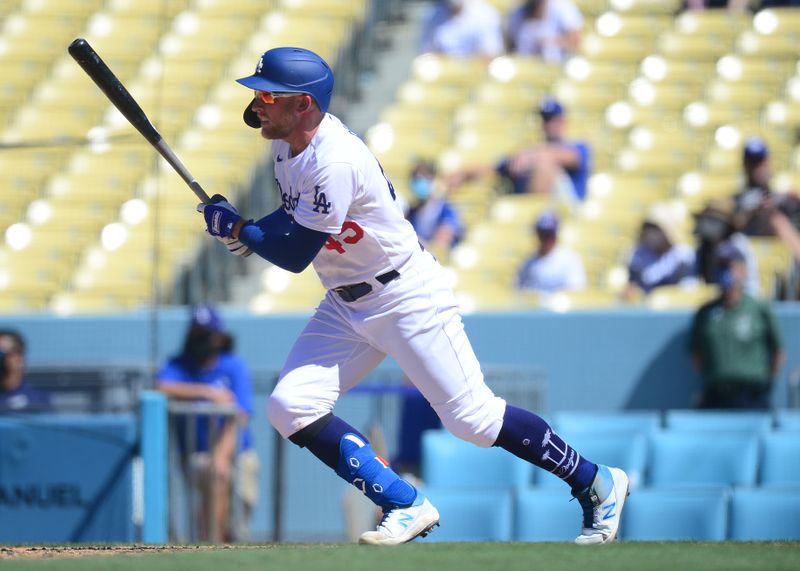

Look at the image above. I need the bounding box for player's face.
[251,91,307,140]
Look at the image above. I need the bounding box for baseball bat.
[68,38,211,204]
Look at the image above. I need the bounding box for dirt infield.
[0,544,255,559]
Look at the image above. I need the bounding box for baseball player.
[198,47,629,545]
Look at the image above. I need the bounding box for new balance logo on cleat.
[397,513,414,528]
[574,466,630,546]
[359,497,440,546]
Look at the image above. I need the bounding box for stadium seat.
[422,429,533,490]
[535,430,648,491]
[664,410,773,433]
[648,431,759,487]
[514,487,581,542]
[729,488,800,541]
[760,432,800,488]
[553,411,662,435]
[419,487,513,542]
[622,487,729,541]
[775,410,800,431]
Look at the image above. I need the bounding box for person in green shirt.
[689,242,784,409]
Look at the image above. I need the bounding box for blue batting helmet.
[237,47,334,113]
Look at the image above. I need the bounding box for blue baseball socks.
[494,405,597,492]
[290,414,417,509]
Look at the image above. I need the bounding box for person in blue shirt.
[0,329,51,413]
[406,159,464,260]
[156,305,258,542]
[448,97,591,205]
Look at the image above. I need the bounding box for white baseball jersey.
[268,114,507,449]
[271,114,420,290]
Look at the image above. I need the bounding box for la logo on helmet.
[256,57,264,74]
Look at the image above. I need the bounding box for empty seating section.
[0,0,367,312]
[421,408,800,540]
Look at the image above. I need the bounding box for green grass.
[3,542,800,571]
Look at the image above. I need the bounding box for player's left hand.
[197,194,241,238]
[217,235,252,257]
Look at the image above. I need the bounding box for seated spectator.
[516,212,586,293]
[625,204,696,298]
[506,0,583,63]
[157,305,258,542]
[0,329,50,413]
[693,199,759,296]
[419,0,504,58]
[733,137,800,237]
[686,0,800,10]
[448,98,591,206]
[689,243,784,410]
[406,159,464,260]
[685,0,751,12]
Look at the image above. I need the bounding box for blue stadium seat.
[514,488,581,542]
[622,488,730,541]
[553,411,662,435]
[730,488,800,540]
[535,431,648,491]
[422,429,533,489]
[420,487,513,542]
[665,410,773,432]
[648,431,759,487]
[760,432,800,487]
[775,410,800,431]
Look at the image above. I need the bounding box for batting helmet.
[237,47,334,127]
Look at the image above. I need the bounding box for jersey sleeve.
[224,355,255,416]
[292,162,361,234]
[156,359,187,384]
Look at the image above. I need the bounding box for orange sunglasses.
[254,90,304,104]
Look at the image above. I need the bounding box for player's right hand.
[197,194,242,238]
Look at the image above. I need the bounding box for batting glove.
[216,235,252,257]
[197,194,241,238]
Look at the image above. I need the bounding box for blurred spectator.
[157,305,258,542]
[686,0,800,10]
[406,159,464,260]
[419,0,504,58]
[684,0,752,12]
[448,98,591,206]
[733,137,800,237]
[0,329,50,413]
[516,212,586,292]
[693,199,759,296]
[625,204,696,299]
[689,244,784,409]
[506,0,583,63]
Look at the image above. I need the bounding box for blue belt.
[333,270,400,302]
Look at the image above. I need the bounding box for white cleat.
[358,497,440,546]
[574,465,630,545]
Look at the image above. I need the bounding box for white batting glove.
[216,235,252,257]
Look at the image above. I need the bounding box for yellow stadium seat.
[659,33,735,62]
[581,33,658,63]
[608,0,682,15]
[411,54,488,88]
[646,283,718,310]
[673,10,751,36]
[487,56,560,89]
[737,31,800,60]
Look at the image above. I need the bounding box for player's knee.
[267,383,334,439]
[434,390,506,448]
